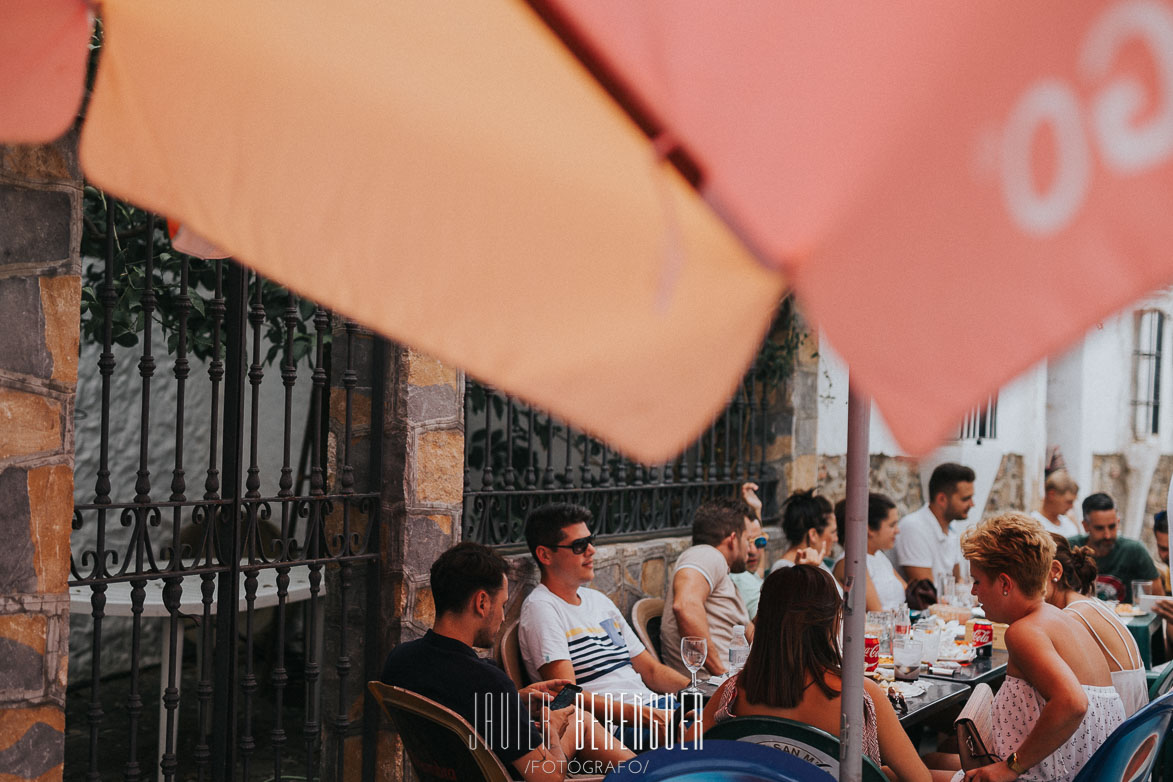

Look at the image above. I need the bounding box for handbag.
[955,683,1000,771]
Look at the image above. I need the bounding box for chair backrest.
[1072,690,1173,782]
[704,716,888,782]
[1149,661,1173,700]
[494,619,528,688]
[631,597,665,663]
[367,681,512,782]
[603,739,835,781]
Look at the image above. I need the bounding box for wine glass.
[681,636,707,694]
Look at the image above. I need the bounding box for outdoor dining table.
[1125,611,1163,670]
[920,648,1009,688]
[689,675,972,733]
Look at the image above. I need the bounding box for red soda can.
[973,620,993,657]
[864,634,880,671]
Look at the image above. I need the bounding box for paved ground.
[64,645,320,781]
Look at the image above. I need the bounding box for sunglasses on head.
[552,535,595,555]
[752,535,769,549]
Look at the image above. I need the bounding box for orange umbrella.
[68,0,1173,463]
[541,0,1173,454]
[80,0,785,466]
[0,0,92,143]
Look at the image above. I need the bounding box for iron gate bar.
[212,259,248,780]
[71,205,385,781]
[361,335,387,782]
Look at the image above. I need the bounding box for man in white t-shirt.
[1029,469,1082,538]
[519,503,690,745]
[892,462,975,583]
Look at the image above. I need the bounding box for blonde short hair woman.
[957,514,1124,782]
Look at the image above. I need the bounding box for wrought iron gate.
[69,202,383,781]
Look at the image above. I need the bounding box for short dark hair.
[928,463,975,502]
[1082,492,1115,518]
[740,565,842,707]
[692,498,751,547]
[781,489,832,547]
[430,542,508,617]
[1155,510,1168,535]
[524,503,593,570]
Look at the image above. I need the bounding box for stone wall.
[1092,454,1130,509]
[816,454,924,516]
[0,137,82,780]
[1141,455,1173,550]
[982,454,1025,519]
[331,343,464,782]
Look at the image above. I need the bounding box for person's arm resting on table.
[672,567,725,675]
[630,649,690,693]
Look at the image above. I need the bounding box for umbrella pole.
[839,382,870,782]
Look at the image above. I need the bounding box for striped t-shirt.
[519,584,655,701]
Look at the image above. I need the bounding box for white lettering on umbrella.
[1000,0,1173,236]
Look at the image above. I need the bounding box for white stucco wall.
[70,331,314,678]
[1046,288,1173,536]
[817,332,1049,519]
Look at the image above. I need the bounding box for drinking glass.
[954,578,974,608]
[681,636,708,695]
[913,620,941,664]
[893,638,923,681]
[939,573,955,605]
[1132,580,1152,605]
[866,611,893,656]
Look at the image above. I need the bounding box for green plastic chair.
[1150,662,1173,700]
[704,716,888,782]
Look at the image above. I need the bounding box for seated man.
[519,503,690,747]
[381,542,633,781]
[1069,492,1163,603]
[892,462,975,583]
[1030,469,1081,538]
[729,483,766,619]
[659,497,754,677]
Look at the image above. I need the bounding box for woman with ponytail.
[699,565,932,782]
[1046,534,1147,716]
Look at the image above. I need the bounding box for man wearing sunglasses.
[729,483,767,620]
[519,503,690,748]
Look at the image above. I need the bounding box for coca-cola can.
[973,620,993,657]
[864,634,880,671]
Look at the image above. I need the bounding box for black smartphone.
[547,683,583,711]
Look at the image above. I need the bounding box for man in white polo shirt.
[892,462,975,584]
[519,503,690,748]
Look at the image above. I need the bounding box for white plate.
[1138,595,1172,613]
[887,681,926,698]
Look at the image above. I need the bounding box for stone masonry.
[324,342,464,782]
[0,136,83,780]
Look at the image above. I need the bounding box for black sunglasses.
[551,535,595,555]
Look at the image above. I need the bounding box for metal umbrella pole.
[839,382,870,782]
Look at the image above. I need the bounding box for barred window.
[955,393,998,442]
[462,368,779,547]
[1134,309,1165,438]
